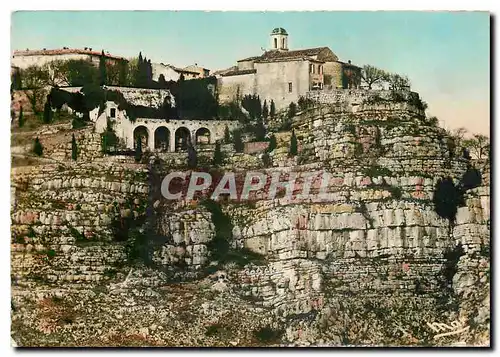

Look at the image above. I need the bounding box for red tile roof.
[238,47,338,63]
[221,69,257,77]
[13,48,128,61]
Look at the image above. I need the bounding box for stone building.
[61,86,237,152]
[152,63,205,82]
[11,48,128,69]
[217,27,362,110]
[183,64,211,78]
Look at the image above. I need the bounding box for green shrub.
[288,130,298,157]
[71,134,78,161]
[232,129,244,153]
[362,166,393,177]
[266,134,277,153]
[287,102,297,119]
[253,326,283,344]
[71,117,87,129]
[212,140,224,166]
[33,137,43,156]
[432,177,465,223]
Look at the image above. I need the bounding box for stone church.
[217,27,362,110]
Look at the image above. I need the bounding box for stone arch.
[133,126,149,149]
[195,127,211,145]
[154,126,170,152]
[175,127,191,152]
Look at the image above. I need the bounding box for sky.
[10,11,490,135]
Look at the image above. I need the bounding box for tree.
[213,140,223,166]
[267,134,277,153]
[158,74,167,87]
[18,106,24,128]
[101,120,118,153]
[223,125,231,143]
[360,65,386,89]
[385,73,411,91]
[11,68,22,90]
[463,134,490,160]
[99,50,107,86]
[288,130,298,157]
[432,177,464,223]
[270,100,276,118]
[287,102,297,119]
[43,101,52,124]
[232,129,244,153]
[33,137,43,156]
[118,61,129,86]
[65,59,99,87]
[262,100,269,120]
[71,134,78,161]
[43,60,68,87]
[21,65,49,114]
[135,136,142,162]
[106,62,120,86]
[187,142,198,168]
[254,116,266,141]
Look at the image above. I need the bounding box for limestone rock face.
[10,93,490,346]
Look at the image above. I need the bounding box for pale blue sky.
[11,11,490,134]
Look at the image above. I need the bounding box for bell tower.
[270,27,289,51]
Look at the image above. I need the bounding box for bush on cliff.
[135,136,142,163]
[232,129,244,153]
[18,106,24,128]
[33,137,43,156]
[432,177,465,223]
[212,140,224,166]
[71,134,78,161]
[288,130,298,157]
[287,101,297,119]
[266,134,277,153]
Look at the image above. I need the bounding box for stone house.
[11,48,128,69]
[217,27,362,110]
[152,62,205,82]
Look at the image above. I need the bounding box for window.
[274,38,278,48]
[282,38,285,48]
[288,82,293,93]
[110,108,116,118]
[319,65,322,74]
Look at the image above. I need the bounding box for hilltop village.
[10,27,371,153]
[10,27,490,347]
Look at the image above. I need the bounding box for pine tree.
[99,50,107,86]
[71,134,78,161]
[135,136,142,162]
[254,116,266,141]
[213,140,223,166]
[18,106,24,128]
[33,137,43,156]
[289,130,298,157]
[287,102,297,119]
[223,125,231,143]
[43,101,52,124]
[233,129,244,153]
[187,142,198,168]
[262,100,269,120]
[270,100,276,118]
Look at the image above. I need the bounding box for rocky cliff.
[10,90,490,347]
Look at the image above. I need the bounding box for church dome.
[271,27,288,35]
